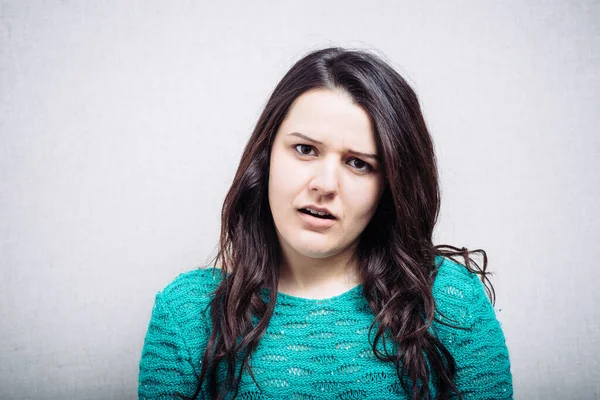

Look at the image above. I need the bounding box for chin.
[290,239,341,259]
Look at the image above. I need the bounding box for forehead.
[277,88,376,151]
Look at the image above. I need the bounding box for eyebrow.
[287,132,380,162]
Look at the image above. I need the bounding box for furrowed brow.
[287,132,323,145]
[348,150,380,162]
[287,132,380,162]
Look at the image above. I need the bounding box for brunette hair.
[196,47,494,399]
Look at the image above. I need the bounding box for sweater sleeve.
[433,263,514,399]
[138,290,205,399]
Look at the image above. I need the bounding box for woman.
[138,47,513,399]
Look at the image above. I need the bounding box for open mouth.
[298,208,336,220]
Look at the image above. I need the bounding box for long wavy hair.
[196,47,495,400]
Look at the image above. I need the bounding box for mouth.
[298,208,336,220]
[297,209,337,229]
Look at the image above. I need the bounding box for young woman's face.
[268,88,385,261]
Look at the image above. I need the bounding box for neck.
[277,240,361,298]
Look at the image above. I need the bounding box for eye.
[293,144,374,173]
[348,158,374,173]
[293,144,317,156]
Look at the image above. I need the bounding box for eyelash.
[292,144,375,173]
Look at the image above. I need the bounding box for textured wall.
[1,1,599,399]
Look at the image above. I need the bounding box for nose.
[308,158,339,196]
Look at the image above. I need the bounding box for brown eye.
[294,144,316,156]
[353,159,366,169]
[349,158,373,173]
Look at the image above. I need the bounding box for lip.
[299,205,337,219]
[297,209,337,229]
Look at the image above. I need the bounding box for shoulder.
[158,267,224,302]
[152,267,225,326]
[430,257,514,395]
[432,255,483,294]
[144,267,225,355]
[432,255,492,327]
[139,267,224,397]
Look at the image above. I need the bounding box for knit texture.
[138,256,513,399]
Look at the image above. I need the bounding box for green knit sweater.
[138,257,513,399]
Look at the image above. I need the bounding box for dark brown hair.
[196,47,494,399]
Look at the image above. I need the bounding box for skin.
[268,88,385,299]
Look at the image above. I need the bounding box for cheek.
[269,153,301,204]
[345,180,382,219]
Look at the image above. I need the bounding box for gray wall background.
[1,1,599,399]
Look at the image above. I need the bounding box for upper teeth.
[306,208,329,216]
